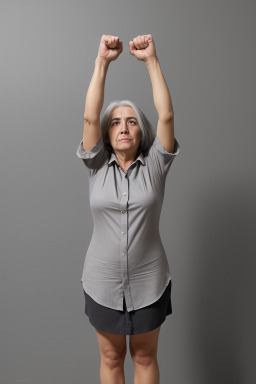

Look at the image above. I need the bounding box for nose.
[120,122,129,133]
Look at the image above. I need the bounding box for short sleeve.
[76,136,107,178]
[147,135,180,179]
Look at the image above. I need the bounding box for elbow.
[84,114,100,124]
[166,110,174,121]
[84,114,92,123]
[159,110,174,122]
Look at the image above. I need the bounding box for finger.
[104,36,117,47]
[102,34,117,40]
[112,36,120,48]
[145,34,153,43]
[132,37,140,50]
[129,41,135,54]
[142,35,150,47]
[115,37,120,48]
[102,36,112,45]
[137,36,145,49]
[129,40,135,47]
[101,34,112,43]
[129,40,134,50]
[117,41,123,53]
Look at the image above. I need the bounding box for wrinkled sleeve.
[76,136,107,178]
[147,135,180,179]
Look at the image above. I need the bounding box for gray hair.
[100,100,156,154]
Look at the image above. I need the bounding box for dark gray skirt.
[82,279,172,335]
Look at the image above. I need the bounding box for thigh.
[95,328,127,358]
[129,325,161,357]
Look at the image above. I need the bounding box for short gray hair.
[100,100,156,154]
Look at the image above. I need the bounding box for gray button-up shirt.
[76,133,180,312]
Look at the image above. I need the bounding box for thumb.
[117,41,123,53]
[129,41,135,55]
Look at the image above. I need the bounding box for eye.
[112,120,136,126]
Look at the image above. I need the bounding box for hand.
[129,34,157,62]
[97,35,123,63]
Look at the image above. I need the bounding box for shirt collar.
[108,151,145,166]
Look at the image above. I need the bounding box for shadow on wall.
[186,178,256,384]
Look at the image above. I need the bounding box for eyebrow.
[111,116,137,122]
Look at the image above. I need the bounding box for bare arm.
[82,58,109,151]
[129,35,175,153]
[84,57,109,123]
[146,57,175,153]
[146,57,174,121]
[82,35,123,151]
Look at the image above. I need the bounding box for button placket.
[119,172,134,311]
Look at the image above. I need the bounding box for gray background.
[1,0,256,383]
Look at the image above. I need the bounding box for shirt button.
[122,192,127,195]
[121,253,124,256]
[120,210,123,213]
[121,231,125,235]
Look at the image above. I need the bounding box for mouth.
[120,139,131,142]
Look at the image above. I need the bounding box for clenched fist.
[97,35,123,63]
[129,34,157,62]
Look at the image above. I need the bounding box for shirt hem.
[127,276,172,311]
[81,276,172,312]
[81,280,124,311]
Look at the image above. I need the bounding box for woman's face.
[107,106,141,156]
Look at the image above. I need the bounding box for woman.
[76,34,180,384]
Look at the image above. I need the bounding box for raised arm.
[129,34,175,153]
[146,57,175,153]
[82,35,123,151]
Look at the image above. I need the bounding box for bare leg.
[95,328,127,384]
[129,325,161,384]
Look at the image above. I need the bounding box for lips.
[120,138,131,142]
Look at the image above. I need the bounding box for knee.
[101,348,126,369]
[131,349,156,367]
